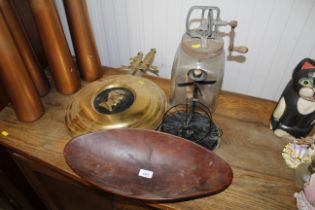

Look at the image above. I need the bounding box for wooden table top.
[0,68,298,210]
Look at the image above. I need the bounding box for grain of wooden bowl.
[64,128,233,201]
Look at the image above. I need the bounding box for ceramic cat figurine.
[271,58,315,139]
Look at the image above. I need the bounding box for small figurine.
[121,52,143,75]
[137,48,159,76]
[161,69,221,150]
[271,58,315,139]
[295,173,315,210]
[121,49,159,76]
[282,142,314,169]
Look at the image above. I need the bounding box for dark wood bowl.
[64,128,233,201]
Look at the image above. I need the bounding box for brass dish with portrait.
[65,75,167,136]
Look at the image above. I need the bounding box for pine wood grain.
[154,167,296,210]
[0,68,298,210]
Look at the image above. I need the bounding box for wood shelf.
[0,67,297,210]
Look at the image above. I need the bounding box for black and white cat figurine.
[271,58,315,139]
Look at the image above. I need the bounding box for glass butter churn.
[170,6,248,112]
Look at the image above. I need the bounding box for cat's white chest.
[297,98,315,115]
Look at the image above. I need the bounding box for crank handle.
[230,46,248,54]
[228,20,238,28]
[227,20,248,54]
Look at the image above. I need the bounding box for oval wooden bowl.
[64,128,233,201]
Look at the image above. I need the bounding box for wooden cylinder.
[0,11,44,122]
[0,0,50,97]
[10,0,48,70]
[63,0,101,82]
[28,0,80,94]
[0,82,9,111]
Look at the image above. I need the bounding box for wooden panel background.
[55,0,315,101]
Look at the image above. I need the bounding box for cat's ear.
[301,61,315,70]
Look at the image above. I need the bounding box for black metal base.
[160,107,221,150]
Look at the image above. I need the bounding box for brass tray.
[64,128,233,201]
[65,75,166,136]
